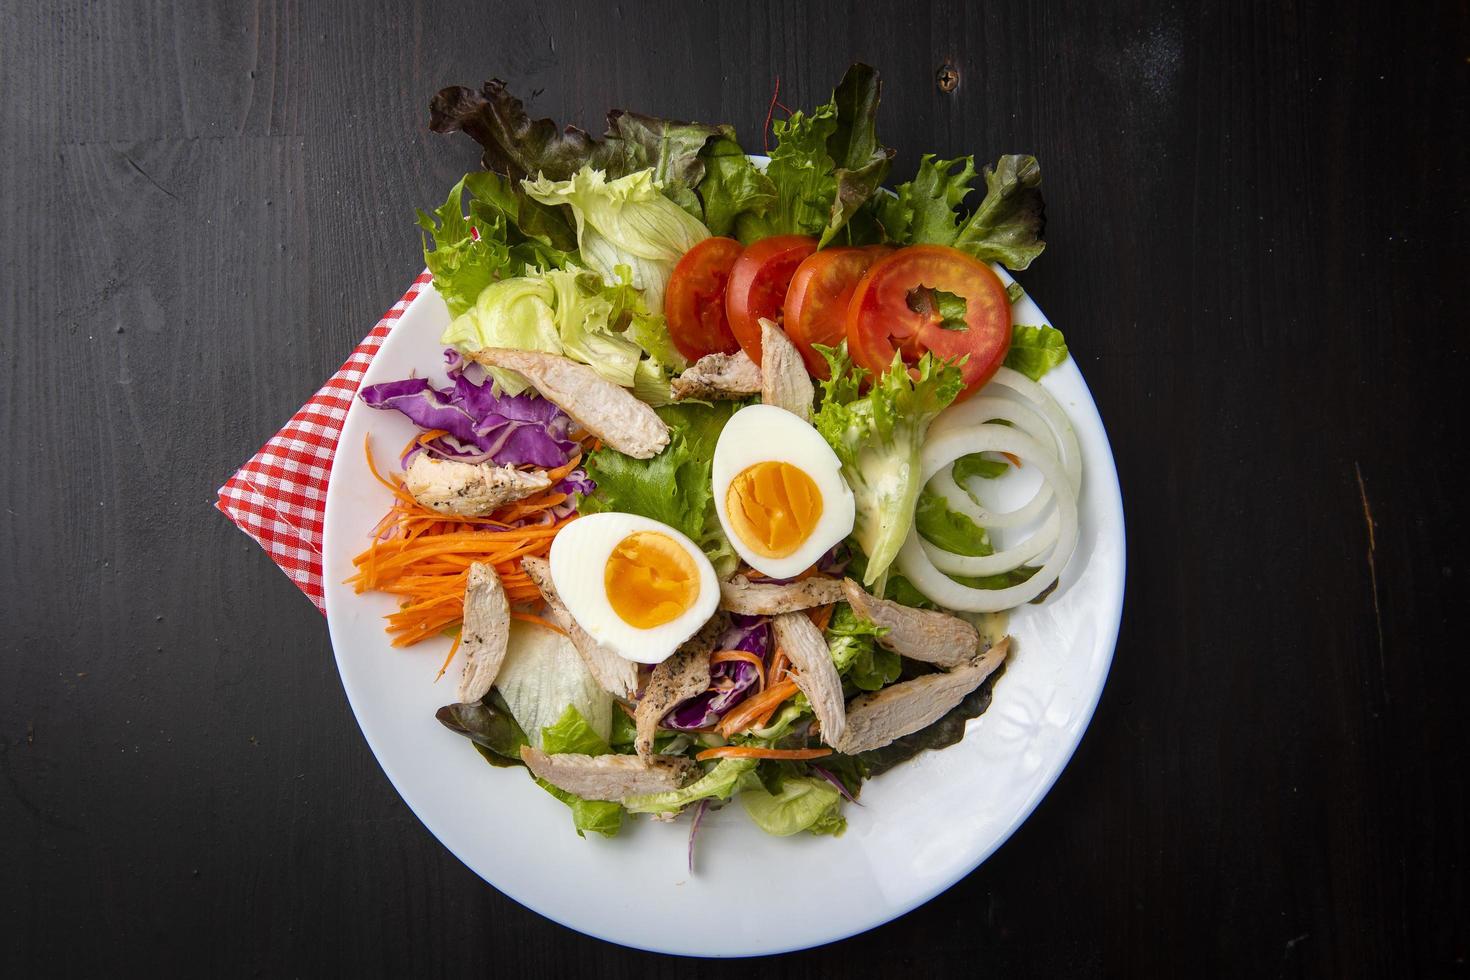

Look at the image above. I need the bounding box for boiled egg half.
[712,404,855,579]
[549,512,720,665]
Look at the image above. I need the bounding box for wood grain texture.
[2,0,1466,974]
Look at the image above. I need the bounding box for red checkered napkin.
[216,272,433,612]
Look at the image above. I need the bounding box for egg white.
[711,404,855,579]
[548,512,720,665]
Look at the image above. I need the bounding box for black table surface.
[3,1,1466,975]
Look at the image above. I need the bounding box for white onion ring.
[928,396,1057,529]
[987,367,1083,493]
[899,424,1079,612]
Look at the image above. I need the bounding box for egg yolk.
[724,461,824,558]
[604,531,701,629]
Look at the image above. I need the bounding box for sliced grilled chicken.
[457,562,511,703]
[832,637,1011,755]
[519,746,697,801]
[758,319,814,422]
[719,574,845,615]
[841,578,979,668]
[634,614,724,758]
[469,348,670,459]
[770,611,846,745]
[402,454,551,517]
[671,350,762,401]
[520,555,639,700]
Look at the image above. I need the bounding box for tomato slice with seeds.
[845,244,1012,400]
[724,234,818,364]
[664,237,744,361]
[783,245,893,378]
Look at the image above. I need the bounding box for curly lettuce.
[876,154,1047,270]
[417,173,573,317]
[732,64,893,247]
[813,343,964,587]
[826,604,899,692]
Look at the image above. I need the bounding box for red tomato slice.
[783,245,893,378]
[665,237,744,361]
[724,235,818,364]
[845,244,1012,400]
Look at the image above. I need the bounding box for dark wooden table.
[3,1,1465,974]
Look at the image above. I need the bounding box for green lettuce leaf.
[536,705,624,838]
[580,402,738,575]
[826,604,899,692]
[915,489,993,557]
[747,700,811,742]
[813,343,964,586]
[735,64,893,246]
[952,155,1047,269]
[739,776,846,837]
[441,275,560,394]
[622,758,759,814]
[430,81,731,224]
[523,166,710,314]
[543,269,644,387]
[697,135,778,237]
[734,101,836,242]
[952,453,1010,482]
[877,154,1046,270]
[1004,324,1069,380]
[417,174,574,318]
[535,780,624,838]
[820,63,895,246]
[591,111,727,219]
[440,260,677,394]
[540,704,613,756]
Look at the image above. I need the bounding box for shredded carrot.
[1001,451,1022,468]
[349,436,579,649]
[695,745,831,762]
[510,610,568,636]
[543,452,582,485]
[435,630,463,681]
[710,649,766,692]
[768,645,790,686]
[807,603,834,632]
[718,678,799,737]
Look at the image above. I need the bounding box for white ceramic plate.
[322,264,1124,957]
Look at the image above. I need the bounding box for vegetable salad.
[348,65,1078,856]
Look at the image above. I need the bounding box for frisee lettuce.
[813,343,964,587]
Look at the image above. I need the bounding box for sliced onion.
[929,395,1056,450]
[928,395,1058,529]
[987,367,1082,492]
[899,424,1079,612]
